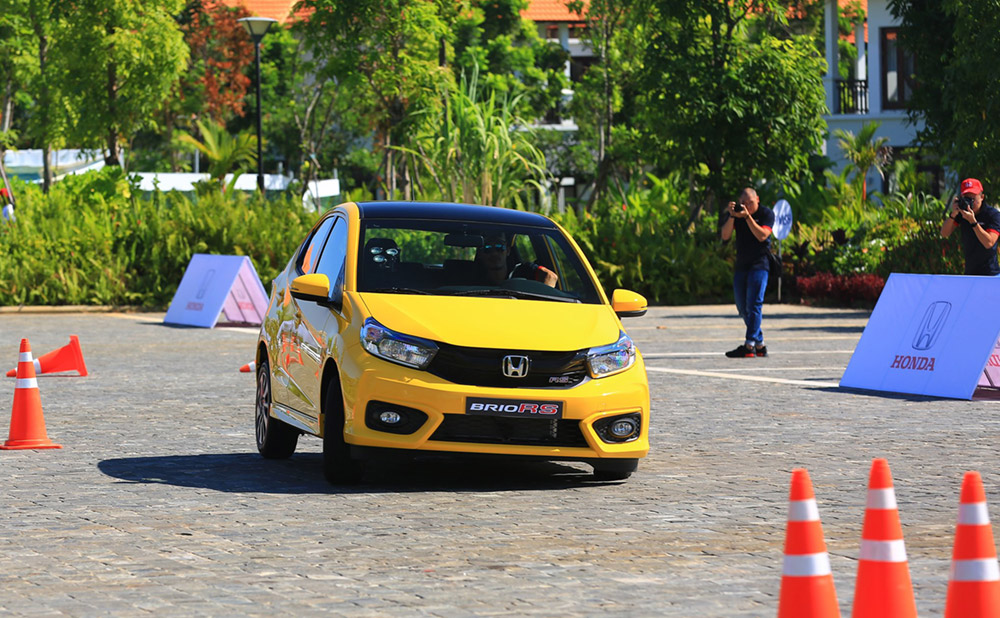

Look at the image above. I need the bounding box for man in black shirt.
[721,187,775,357]
[940,177,1000,276]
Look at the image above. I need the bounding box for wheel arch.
[320,359,345,437]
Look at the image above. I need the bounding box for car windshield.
[357,218,601,304]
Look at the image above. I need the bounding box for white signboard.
[773,199,793,240]
[164,254,269,328]
[840,273,1000,399]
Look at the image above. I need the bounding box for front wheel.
[255,357,299,458]
[591,458,638,482]
[323,377,364,484]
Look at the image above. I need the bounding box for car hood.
[359,293,622,351]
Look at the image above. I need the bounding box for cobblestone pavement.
[1,304,997,616]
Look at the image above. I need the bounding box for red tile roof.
[219,0,299,23]
[521,0,585,23]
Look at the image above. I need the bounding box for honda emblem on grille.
[502,355,530,378]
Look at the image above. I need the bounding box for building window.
[881,28,915,110]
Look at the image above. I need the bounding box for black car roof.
[355,202,557,229]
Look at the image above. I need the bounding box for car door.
[275,216,335,423]
[286,215,348,424]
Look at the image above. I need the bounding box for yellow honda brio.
[254,202,649,483]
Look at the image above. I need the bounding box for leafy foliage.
[552,173,732,305]
[890,0,1000,187]
[176,119,258,191]
[637,0,828,221]
[55,0,189,166]
[0,169,313,306]
[402,69,549,210]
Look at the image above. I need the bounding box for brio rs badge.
[466,397,563,419]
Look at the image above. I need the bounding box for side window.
[544,236,587,295]
[315,217,348,288]
[512,234,539,264]
[297,217,335,274]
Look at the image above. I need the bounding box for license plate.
[466,397,564,419]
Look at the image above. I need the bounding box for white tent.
[132,172,292,192]
[4,149,105,181]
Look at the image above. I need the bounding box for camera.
[959,195,975,210]
[733,203,745,213]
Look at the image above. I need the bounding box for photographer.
[940,178,1000,276]
[721,187,774,358]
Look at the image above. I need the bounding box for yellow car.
[254,202,650,483]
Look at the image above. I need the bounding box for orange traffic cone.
[1,339,62,450]
[944,471,1000,617]
[240,361,256,373]
[852,458,916,617]
[5,335,87,377]
[778,468,841,618]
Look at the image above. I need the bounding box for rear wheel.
[255,357,299,458]
[322,376,364,484]
[592,458,638,481]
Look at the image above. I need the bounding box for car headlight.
[586,331,636,378]
[361,317,438,369]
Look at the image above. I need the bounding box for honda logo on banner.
[912,301,951,350]
[502,355,530,378]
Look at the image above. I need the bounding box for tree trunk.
[103,20,120,167]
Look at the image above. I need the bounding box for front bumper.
[341,354,650,461]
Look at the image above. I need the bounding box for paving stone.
[0,306,989,615]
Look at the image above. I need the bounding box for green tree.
[636,0,828,226]
[566,0,646,209]
[56,0,188,167]
[296,0,449,199]
[2,0,69,191]
[452,0,568,120]
[890,0,1000,187]
[834,121,892,204]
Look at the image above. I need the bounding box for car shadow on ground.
[97,452,618,494]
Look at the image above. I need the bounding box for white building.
[822,0,936,192]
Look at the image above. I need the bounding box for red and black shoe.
[725,344,756,358]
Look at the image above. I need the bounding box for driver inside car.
[474,232,558,287]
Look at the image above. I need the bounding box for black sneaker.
[725,344,756,358]
[755,345,768,357]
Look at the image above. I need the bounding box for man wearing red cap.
[941,177,1000,275]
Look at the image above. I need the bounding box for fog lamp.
[379,410,402,425]
[593,412,642,444]
[610,418,639,439]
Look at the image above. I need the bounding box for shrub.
[796,272,886,307]
[0,168,315,307]
[551,173,732,305]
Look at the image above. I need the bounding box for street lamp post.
[238,17,277,193]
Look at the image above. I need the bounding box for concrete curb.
[0,305,155,315]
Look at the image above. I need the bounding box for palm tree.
[176,120,258,192]
[834,122,892,205]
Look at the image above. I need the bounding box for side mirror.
[290,273,332,304]
[611,288,647,318]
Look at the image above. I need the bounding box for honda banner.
[840,273,1000,399]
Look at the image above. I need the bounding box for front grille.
[430,414,588,448]
[427,343,588,388]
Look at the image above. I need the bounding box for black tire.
[592,458,638,482]
[255,357,299,459]
[322,376,364,484]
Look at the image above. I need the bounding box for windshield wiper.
[449,288,580,303]
[367,287,432,295]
